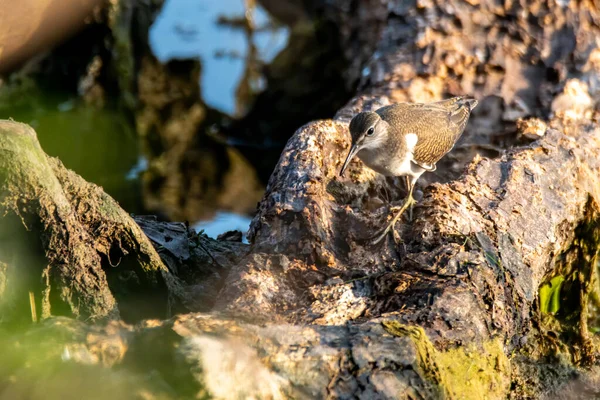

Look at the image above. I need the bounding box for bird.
[339,96,478,244]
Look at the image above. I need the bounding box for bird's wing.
[378,97,477,166]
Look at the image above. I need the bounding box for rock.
[551,79,594,120]
[517,117,547,140]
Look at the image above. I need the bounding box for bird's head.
[340,111,389,177]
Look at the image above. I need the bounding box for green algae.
[383,321,510,400]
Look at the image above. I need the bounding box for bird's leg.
[381,180,391,205]
[405,176,415,221]
[371,182,416,245]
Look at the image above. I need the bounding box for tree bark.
[211,0,600,396]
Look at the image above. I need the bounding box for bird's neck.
[357,144,408,177]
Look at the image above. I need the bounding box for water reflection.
[193,211,252,241]
[134,57,265,224]
[138,0,296,235]
[0,0,351,240]
[149,0,289,116]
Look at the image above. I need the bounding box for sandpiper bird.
[339,97,478,243]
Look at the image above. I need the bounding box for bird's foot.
[371,195,416,244]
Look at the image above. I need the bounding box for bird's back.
[376,97,477,167]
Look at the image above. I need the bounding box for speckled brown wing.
[377,97,476,168]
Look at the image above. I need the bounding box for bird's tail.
[429,96,478,112]
[443,96,478,111]
[448,97,478,135]
[460,97,478,112]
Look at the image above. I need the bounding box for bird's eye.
[366,127,375,136]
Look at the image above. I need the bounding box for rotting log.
[224,0,600,328]
[211,0,600,397]
[0,120,119,321]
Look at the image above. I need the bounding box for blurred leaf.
[539,276,564,314]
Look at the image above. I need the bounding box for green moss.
[0,121,63,200]
[383,321,510,400]
[437,340,510,399]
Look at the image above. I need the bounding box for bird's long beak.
[340,143,360,177]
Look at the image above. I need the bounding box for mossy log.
[0,120,122,321]
[0,120,244,323]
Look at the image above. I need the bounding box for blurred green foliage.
[539,276,565,314]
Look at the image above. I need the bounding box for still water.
[150,0,289,115]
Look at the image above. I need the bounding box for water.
[0,83,143,213]
[0,1,292,239]
[145,0,291,237]
[149,0,289,115]
[193,211,252,242]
